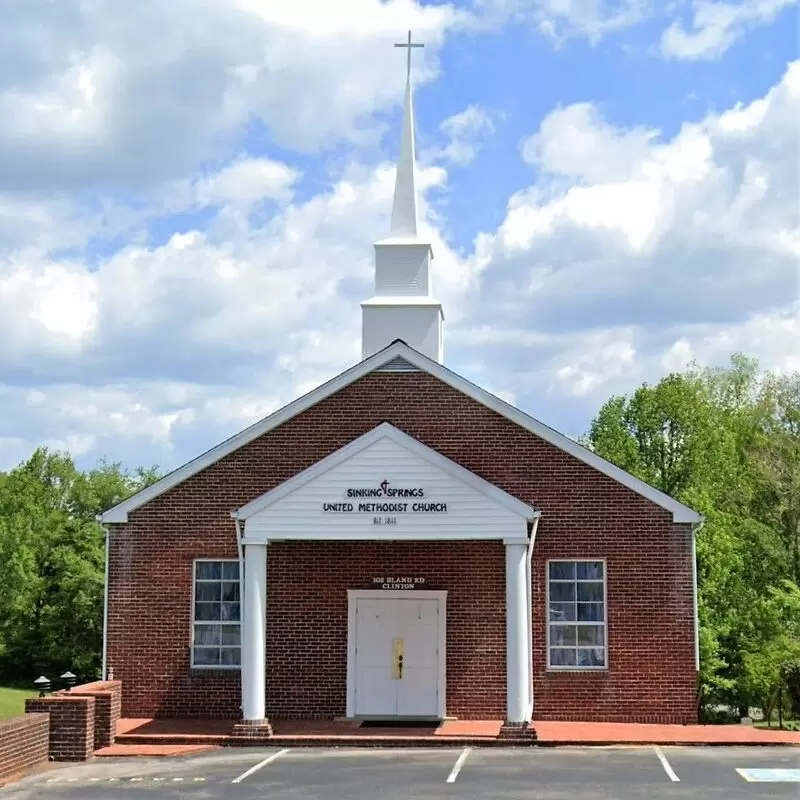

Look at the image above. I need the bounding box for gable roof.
[100,339,702,524]
[233,421,538,522]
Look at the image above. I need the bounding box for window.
[547,560,607,669]
[192,560,241,668]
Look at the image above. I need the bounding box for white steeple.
[389,33,421,238]
[361,31,444,364]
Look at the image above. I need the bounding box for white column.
[241,542,267,721]
[505,541,530,723]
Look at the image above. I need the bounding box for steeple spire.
[361,31,443,364]
[389,31,424,239]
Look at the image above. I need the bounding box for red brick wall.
[25,696,95,761]
[66,681,122,748]
[0,714,49,783]
[107,371,697,724]
[268,541,505,718]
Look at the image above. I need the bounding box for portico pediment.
[234,422,537,543]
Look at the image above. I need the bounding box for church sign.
[372,576,426,590]
[322,480,448,525]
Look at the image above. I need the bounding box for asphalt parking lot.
[2,745,799,799]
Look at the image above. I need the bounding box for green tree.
[585,354,798,713]
[753,374,800,584]
[0,450,159,683]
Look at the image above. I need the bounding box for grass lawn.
[0,686,35,719]
[754,717,799,730]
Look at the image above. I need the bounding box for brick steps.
[115,734,231,746]
[115,733,531,748]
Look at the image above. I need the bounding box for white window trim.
[545,558,608,672]
[190,558,242,670]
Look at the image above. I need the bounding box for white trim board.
[346,589,447,719]
[100,339,702,525]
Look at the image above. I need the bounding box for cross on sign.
[394,30,424,81]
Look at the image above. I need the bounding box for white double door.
[352,594,443,718]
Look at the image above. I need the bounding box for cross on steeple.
[394,30,424,84]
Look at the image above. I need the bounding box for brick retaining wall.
[25,696,95,761]
[0,714,49,783]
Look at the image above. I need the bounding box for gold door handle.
[392,637,404,680]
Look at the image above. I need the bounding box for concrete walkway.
[534,720,800,745]
[97,718,800,756]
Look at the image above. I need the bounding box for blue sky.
[0,0,797,474]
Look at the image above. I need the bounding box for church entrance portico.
[232,422,539,727]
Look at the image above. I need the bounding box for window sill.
[545,666,608,673]
[189,665,242,671]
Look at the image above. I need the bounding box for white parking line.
[446,747,471,783]
[653,746,680,782]
[231,748,290,784]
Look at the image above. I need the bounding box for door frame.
[346,589,447,719]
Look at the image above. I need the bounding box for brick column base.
[24,696,95,761]
[231,720,274,745]
[498,721,537,740]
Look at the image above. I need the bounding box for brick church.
[100,35,702,735]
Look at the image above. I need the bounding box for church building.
[100,35,702,736]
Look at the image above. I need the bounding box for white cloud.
[660,308,800,374]
[477,0,647,43]
[661,0,798,60]
[459,60,799,406]
[521,103,658,182]
[436,105,497,166]
[192,159,299,208]
[0,0,464,193]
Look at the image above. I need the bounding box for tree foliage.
[586,354,800,717]
[0,450,159,683]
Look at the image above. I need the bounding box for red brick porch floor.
[96,717,800,756]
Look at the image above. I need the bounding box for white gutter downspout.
[97,518,111,681]
[691,519,704,673]
[526,512,541,721]
[232,513,245,628]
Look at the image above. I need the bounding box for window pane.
[193,647,219,666]
[577,625,604,646]
[222,562,240,580]
[549,582,576,602]
[576,561,604,580]
[221,647,241,666]
[194,624,221,646]
[195,582,221,602]
[576,582,603,602]
[222,582,240,602]
[220,627,241,646]
[195,602,220,621]
[221,602,240,622]
[549,602,576,622]
[577,602,604,622]
[550,648,576,667]
[550,625,577,646]
[196,562,221,580]
[549,562,575,580]
[577,648,605,667]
